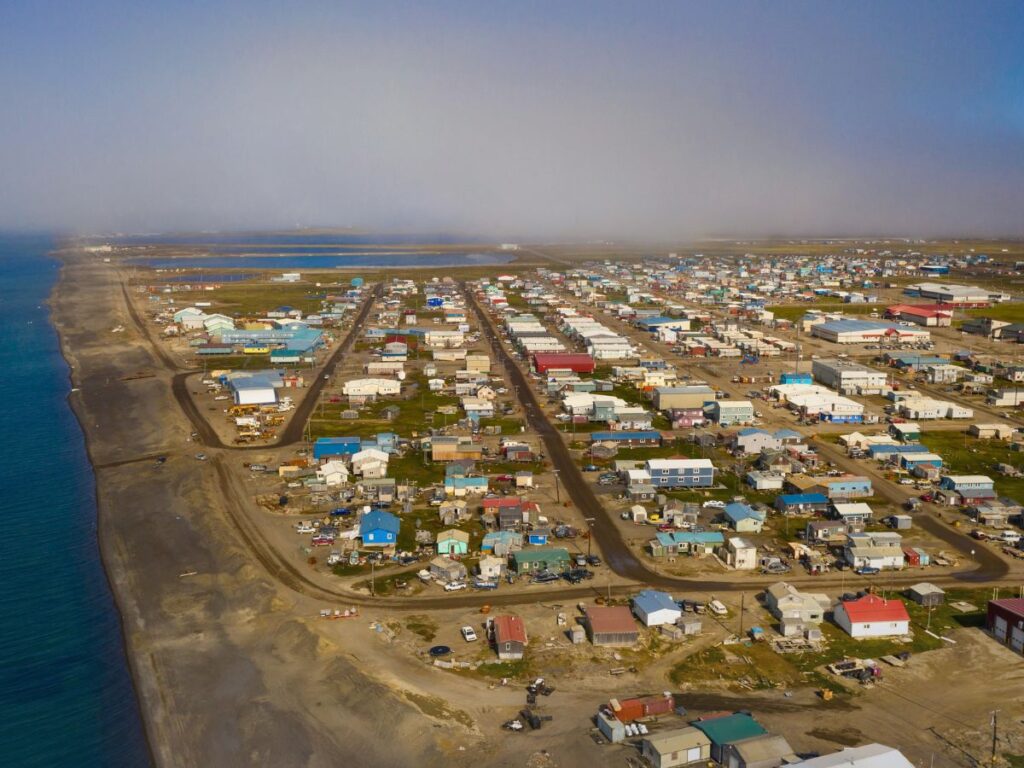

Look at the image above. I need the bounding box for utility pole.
[370,558,376,597]
[991,710,999,766]
[739,592,745,637]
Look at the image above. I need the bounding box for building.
[511,547,570,574]
[644,458,715,488]
[342,377,401,398]
[654,385,716,411]
[632,590,682,627]
[584,605,639,646]
[723,537,757,570]
[833,594,910,638]
[435,529,470,556]
[845,532,905,570]
[640,727,712,768]
[428,556,467,584]
[710,400,755,426]
[987,598,1024,655]
[775,493,830,515]
[764,582,830,636]
[313,436,362,460]
[692,713,768,764]
[811,359,888,394]
[720,734,798,768]
[904,282,994,305]
[884,304,954,327]
[359,510,401,548]
[907,583,945,607]
[732,428,781,455]
[789,744,914,767]
[430,436,484,462]
[723,502,765,533]
[811,318,930,344]
[491,614,528,660]
[532,352,595,373]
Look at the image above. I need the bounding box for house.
[788,743,914,768]
[906,582,945,607]
[723,537,757,570]
[511,547,570,574]
[650,531,725,557]
[430,436,484,462]
[644,458,715,488]
[732,428,781,455]
[775,493,829,515]
[746,471,785,491]
[428,556,468,584]
[632,590,683,627]
[833,594,910,638]
[764,582,830,637]
[987,598,1024,656]
[937,474,996,506]
[590,430,663,446]
[584,605,639,646]
[692,713,768,764]
[438,499,470,526]
[640,727,712,768]
[805,520,848,544]
[844,532,905,570]
[480,530,522,556]
[723,502,765,533]
[436,529,470,556]
[315,459,350,487]
[720,734,798,768]
[491,614,528,660]
[444,475,489,497]
[830,502,874,531]
[358,510,400,548]
[813,475,873,499]
[710,399,755,426]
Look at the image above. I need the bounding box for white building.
[833,594,910,639]
[342,378,401,397]
[723,537,757,570]
[811,359,888,394]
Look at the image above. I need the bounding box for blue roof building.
[774,493,830,513]
[314,436,362,460]
[632,590,682,626]
[723,502,766,533]
[359,510,400,547]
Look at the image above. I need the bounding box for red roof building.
[987,598,1024,656]
[585,605,639,646]
[833,594,910,638]
[884,304,954,327]
[532,352,596,374]
[482,497,523,509]
[492,614,528,660]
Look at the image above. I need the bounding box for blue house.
[590,430,662,446]
[900,453,943,471]
[363,432,398,454]
[359,510,401,547]
[481,530,522,556]
[644,458,715,488]
[314,436,362,460]
[774,493,830,514]
[723,502,765,533]
[866,443,930,460]
[527,527,550,546]
[652,531,725,556]
[444,476,489,495]
[938,475,994,493]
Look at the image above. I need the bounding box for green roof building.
[511,547,571,573]
[692,713,768,763]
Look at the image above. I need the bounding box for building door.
[1011,626,1024,654]
[994,615,1008,641]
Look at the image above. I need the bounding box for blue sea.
[0,236,150,767]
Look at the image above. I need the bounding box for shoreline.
[49,251,159,767]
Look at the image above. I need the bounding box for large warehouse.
[532,352,595,374]
[904,282,999,306]
[811,319,930,344]
[812,359,888,394]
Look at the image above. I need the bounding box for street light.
[553,469,561,504]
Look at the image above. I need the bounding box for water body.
[0,235,150,767]
[138,251,513,270]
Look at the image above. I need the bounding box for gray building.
[812,358,888,394]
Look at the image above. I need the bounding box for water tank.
[350,276,364,288]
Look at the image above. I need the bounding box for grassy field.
[920,431,1024,499]
[671,587,988,692]
[171,281,332,315]
[965,302,1024,323]
[766,303,881,322]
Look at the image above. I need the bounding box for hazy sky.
[2,1,1023,239]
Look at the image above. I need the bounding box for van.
[999,530,1022,545]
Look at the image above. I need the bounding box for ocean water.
[0,235,150,767]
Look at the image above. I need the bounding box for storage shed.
[585,605,639,646]
[907,583,945,607]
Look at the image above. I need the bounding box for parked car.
[443,581,467,592]
[855,566,881,576]
[582,464,599,472]
[702,500,726,509]
[460,626,478,642]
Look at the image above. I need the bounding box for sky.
[1,1,1023,239]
